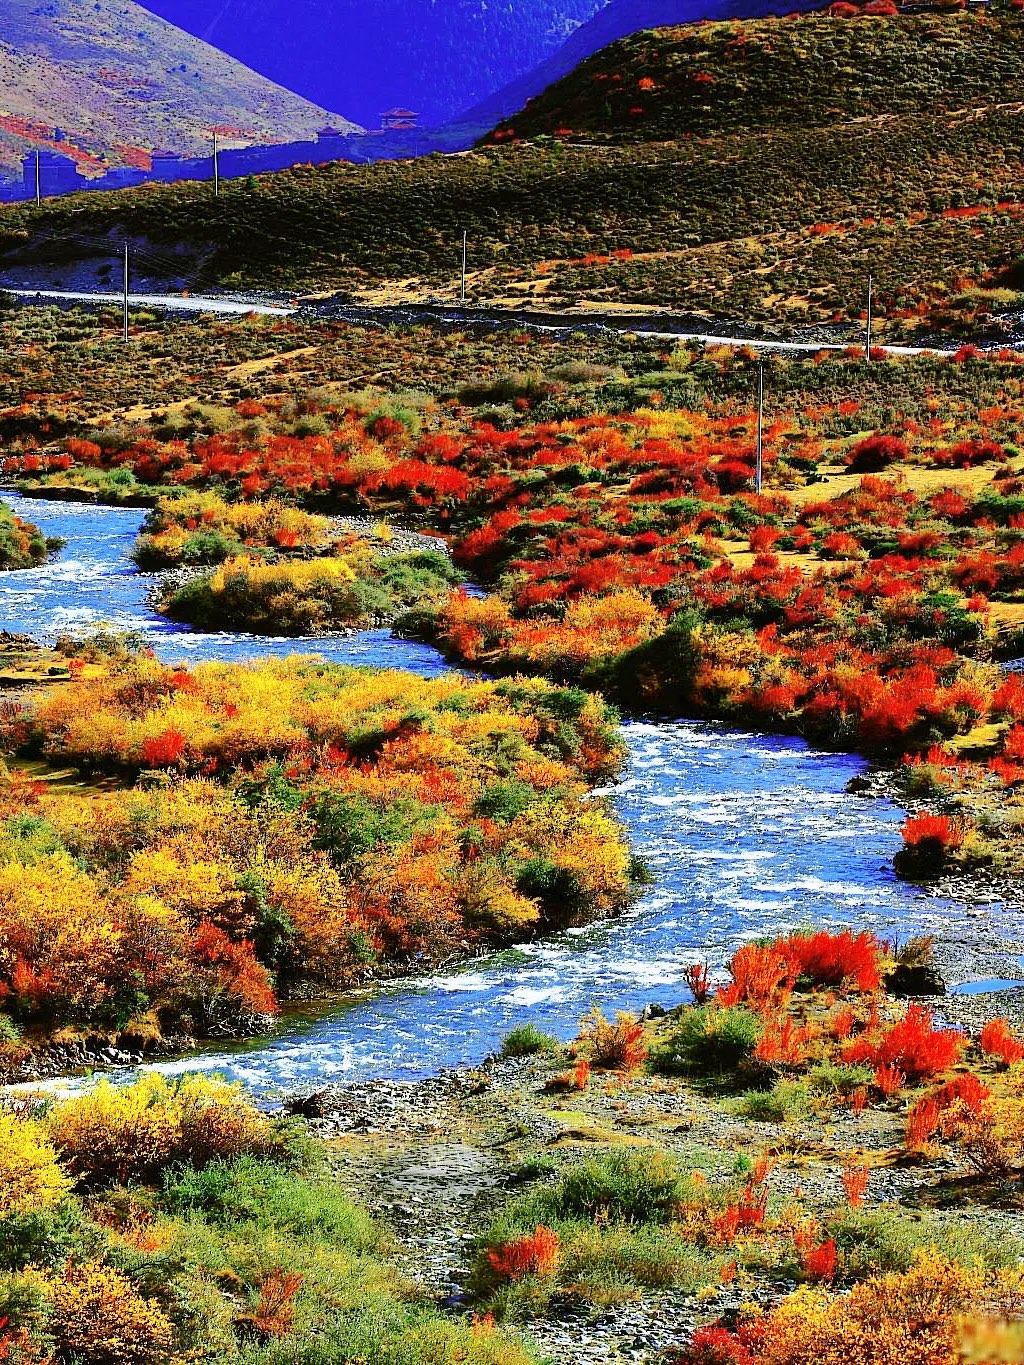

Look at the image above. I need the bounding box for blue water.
[0,493,979,1096]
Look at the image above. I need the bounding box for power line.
[122,241,130,343]
[755,360,765,495]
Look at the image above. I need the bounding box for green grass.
[651,1005,763,1078]
[471,1150,723,1318]
[0,1150,538,1365]
[738,1079,814,1123]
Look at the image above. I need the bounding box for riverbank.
[287,968,1024,1364]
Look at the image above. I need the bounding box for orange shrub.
[718,942,791,1010]
[576,1007,648,1072]
[980,1017,1024,1067]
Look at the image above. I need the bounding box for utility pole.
[34,149,40,207]
[122,242,130,344]
[865,274,873,362]
[460,229,467,305]
[755,360,765,495]
[213,130,220,197]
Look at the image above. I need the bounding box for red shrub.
[192,922,277,1017]
[846,434,908,472]
[675,1324,756,1365]
[799,1235,838,1282]
[979,1018,1024,1067]
[900,813,965,853]
[905,1096,942,1151]
[848,1004,965,1081]
[783,930,882,992]
[140,728,187,768]
[993,674,1024,721]
[487,1225,560,1280]
[873,1063,905,1097]
[684,961,712,1004]
[842,1165,869,1209]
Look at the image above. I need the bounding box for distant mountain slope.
[140,0,606,130]
[3,10,1022,343]
[461,0,822,125]
[0,0,357,183]
[484,7,1024,140]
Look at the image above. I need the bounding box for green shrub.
[559,1222,718,1301]
[500,1024,559,1058]
[652,1005,762,1077]
[828,1207,1024,1278]
[739,1080,813,1124]
[806,1060,874,1098]
[161,1157,380,1250]
[536,1149,691,1225]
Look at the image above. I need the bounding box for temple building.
[380,107,420,131]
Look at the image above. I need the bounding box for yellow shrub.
[514,590,662,671]
[48,1073,277,1185]
[734,1249,1000,1365]
[33,1260,176,1365]
[0,1110,70,1217]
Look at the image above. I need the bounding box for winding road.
[3,286,964,355]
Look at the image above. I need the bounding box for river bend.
[0,493,979,1096]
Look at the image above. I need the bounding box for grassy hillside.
[1,10,1021,337]
[0,0,356,185]
[460,0,823,125]
[487,10,1024,141]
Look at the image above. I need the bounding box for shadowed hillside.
[485,10,1024,140]
[462,0,823,124]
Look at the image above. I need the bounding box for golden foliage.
[47,1073,277,1186]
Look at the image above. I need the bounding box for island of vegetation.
[0,650,634,1053]
[137,493,462,633]
[0,500,58,570]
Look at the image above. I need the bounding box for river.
[0,492,977,1097]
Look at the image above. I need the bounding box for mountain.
[461,0,823,125]
[0,0,357,185]
[139,0,607,130]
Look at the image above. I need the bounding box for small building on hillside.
[21,148,82,197]
[380,107,420,131]
[148,149,187,181]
